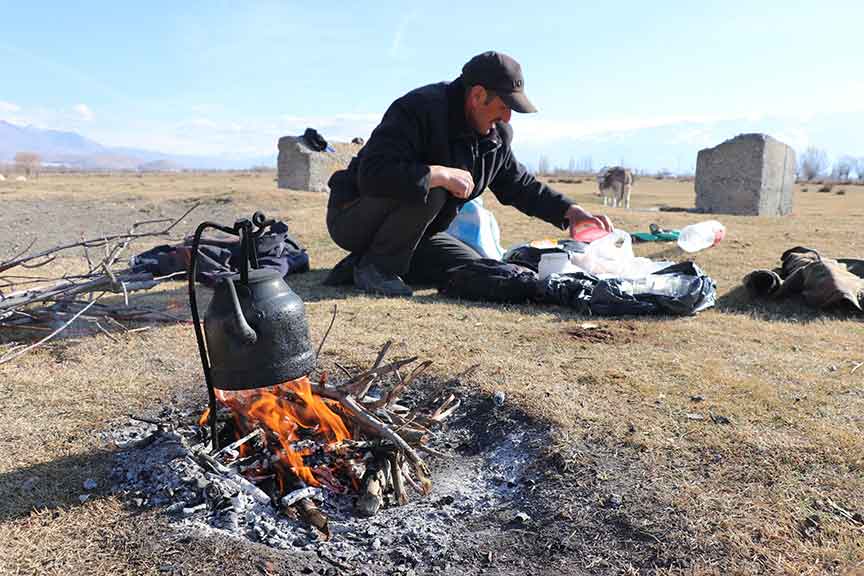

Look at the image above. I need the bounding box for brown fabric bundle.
[744,247,864,313]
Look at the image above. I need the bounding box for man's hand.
[429,165,474,199]
[565,205,614,237]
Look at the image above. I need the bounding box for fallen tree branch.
[0,203,199,274]
[0,294,104,365]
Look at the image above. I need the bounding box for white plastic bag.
[446,197,505,260]
[571,230,673,279]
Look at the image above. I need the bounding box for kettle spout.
[225,276,258,345]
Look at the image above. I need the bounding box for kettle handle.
[225,276,258,345]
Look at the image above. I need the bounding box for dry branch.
[0,205,199,339]
[0,294,104,365]
[0,203,199,274]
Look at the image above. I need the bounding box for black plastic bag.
[439,259,539,304]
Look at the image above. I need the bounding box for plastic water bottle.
[677,220,726,253]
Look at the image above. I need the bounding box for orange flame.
[198,406,210,427]
[212,376,351,489]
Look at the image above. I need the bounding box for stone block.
[695,133,796,216]
[277,136,360,192]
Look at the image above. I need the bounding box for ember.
[215,376,351,488]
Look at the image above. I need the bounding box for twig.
[213,428,262,459]
[1,236,36,266]
[388,451,408,505]
[82,235,94,272]
[0,294,104,365]
[104,316,129,332]
[315,304,337,365]
[334,362,352,378]
[0,203,200,274]
[345,340,394,397]
[851,361,863,375]
[336,393,431,493]
[94,321,119,342]
[128,414,166,426]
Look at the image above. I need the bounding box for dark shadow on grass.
[0,448,117,522]
[716,284,862,323]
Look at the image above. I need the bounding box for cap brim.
[500,91,537,113]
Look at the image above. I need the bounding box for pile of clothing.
[744,247,864,313]
[131,220,309,285]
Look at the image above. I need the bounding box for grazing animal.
[597,166,633,208]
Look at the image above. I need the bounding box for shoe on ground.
[323,252,361,286]
[353,263,413,297]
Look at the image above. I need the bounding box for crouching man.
[326,51,613,297]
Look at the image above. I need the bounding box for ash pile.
[108,355,550,572]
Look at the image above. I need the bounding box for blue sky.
[1,1,863,171]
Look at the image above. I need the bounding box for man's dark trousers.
[326,187,481,285]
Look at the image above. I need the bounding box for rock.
[605,493,623,508]
[435,495,454,507]
[512,511,531,525]
[690,395,705,402]
[277,136,361,193]
[695,133,795,216]
[83,479,98,490]
[493,391,506,407]
[182,502,207,516]
[710,413,732,425]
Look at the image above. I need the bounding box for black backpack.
[302,128,329,152]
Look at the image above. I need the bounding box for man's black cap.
[461,51,537,113]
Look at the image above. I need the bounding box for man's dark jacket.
[328,77,573,237]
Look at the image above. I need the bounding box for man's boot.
[323,253,361,286]
[353,262,413,297]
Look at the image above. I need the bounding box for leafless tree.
[537,155,550,176]
[14,151,41,178]
[833,155,855,182]
[798,146,827,181]
[857,157,864,183]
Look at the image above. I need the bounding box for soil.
[3,174,863,575]
[0,195,241,255]
[105,378,705,576]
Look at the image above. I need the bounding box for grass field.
[0,172,862,575]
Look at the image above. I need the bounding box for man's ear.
[467,85,486,106]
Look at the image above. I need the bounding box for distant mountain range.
[0,121,275,170]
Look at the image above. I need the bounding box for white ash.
[106,398,551,571]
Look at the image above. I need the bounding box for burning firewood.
[191,340,464,526]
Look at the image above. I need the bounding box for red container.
[570,221,611,243]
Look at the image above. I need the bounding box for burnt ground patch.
[102,375,714,576]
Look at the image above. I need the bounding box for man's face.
[467,87,512,135]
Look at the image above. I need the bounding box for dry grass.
[1,172,863,575]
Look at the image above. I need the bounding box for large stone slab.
[695,133,796,216]
[277,136,360,192]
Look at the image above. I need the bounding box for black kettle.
[188,212,315,447]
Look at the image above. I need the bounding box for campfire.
[188,341,465,539]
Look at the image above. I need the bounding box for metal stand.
[187,212,274,451]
